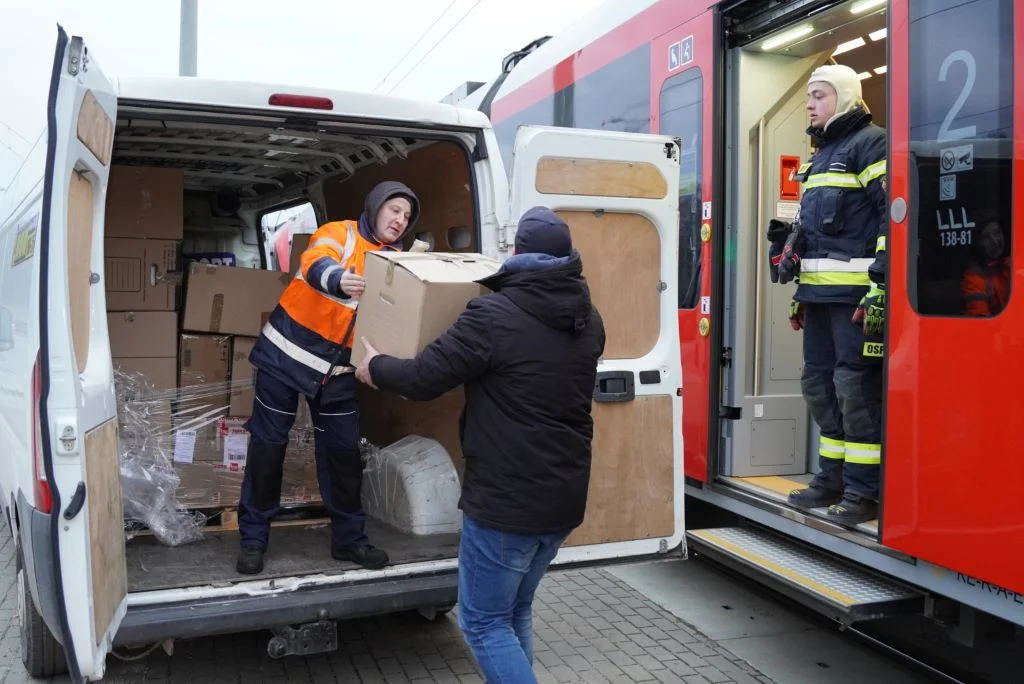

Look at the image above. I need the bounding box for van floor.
[125,518,460,593]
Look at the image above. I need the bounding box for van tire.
[17,550,67,678]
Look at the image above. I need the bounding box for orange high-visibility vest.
[249,220,397,395]
[963,257,1010,317]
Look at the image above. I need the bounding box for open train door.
[39,27,126,679]
[507,125,685,562]
[884,0,1024,594]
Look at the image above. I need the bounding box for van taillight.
[268,93,334,110]
[31,354,52,514]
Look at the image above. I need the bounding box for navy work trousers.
[238,369,367,551]
[800,303,883,499]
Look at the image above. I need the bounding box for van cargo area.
[105,100,479,594]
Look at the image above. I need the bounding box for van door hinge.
[498,221,514,250]
[68,37,86,76]
[58,424,78,454]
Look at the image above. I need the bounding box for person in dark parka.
[354,207,605,682]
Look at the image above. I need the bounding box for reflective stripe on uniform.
[876,235,886,252]
[802,172,862,189]
[310,236,346,256]
[321,263,344,291]
[799,257,873,286]
[261,323,354,375]
[819,436,845,460]
[845,441,881,465]
[858,160,886,186]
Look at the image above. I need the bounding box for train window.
[493,97,555,175]
[908,0,1014,317]
[659,68,703,310]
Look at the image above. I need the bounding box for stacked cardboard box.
[104,165,315,512]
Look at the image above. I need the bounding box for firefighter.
[771,64,888,526]
[235,181,420,575]
[962,218,1010,316]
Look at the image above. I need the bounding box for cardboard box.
[182,263,289,336]
[108,311,178,358]
[289,233,313,276]
[105,166,184,240]
[178,334,231,422]
[104,238,180,311]
[112,357,178,392]
[229,336,257,417]
[351,251,502,366]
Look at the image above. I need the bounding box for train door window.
[908,0,1014,317]
[659,68,703,309]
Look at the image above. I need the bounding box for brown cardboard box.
[108,311,178,358]
[229,336,256,416]
[351,251,502,366]
[112,357,178,392]
[178,334,231,423]
[288,233,313,276]
[105,166,184,240]
[104,238,180,311]
[182,263,289,336]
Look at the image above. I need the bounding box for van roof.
[114,77,493,131]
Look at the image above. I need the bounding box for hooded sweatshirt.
[369,249,606,534]
[357,180,421,247]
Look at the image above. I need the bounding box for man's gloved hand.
[853,283,886,336]
[767,219,790,284]
[789,299,804,331]
[777,228,804,285]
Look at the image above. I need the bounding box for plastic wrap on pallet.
[360,435,462,535]
[115,368,206,546]
[115,366,321,545]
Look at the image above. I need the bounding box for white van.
[0,28,685,681]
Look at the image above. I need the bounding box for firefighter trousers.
[238,369,367,551]
[800,303,883,500]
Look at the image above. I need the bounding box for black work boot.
[826,494,878,526]
[332,544,390,570]
[787,482,843,510]
[236,547,265,575]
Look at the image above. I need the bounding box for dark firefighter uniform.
[237,181,419,573]
[772,67,888,527]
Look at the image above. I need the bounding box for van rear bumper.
[115,570,460,646]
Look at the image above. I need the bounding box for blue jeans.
[457,516,570,683]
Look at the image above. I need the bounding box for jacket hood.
[808,106,872,146]
[357,181,420,248]
[478,251,595,334]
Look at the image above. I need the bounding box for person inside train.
[235,181,420,576]
[768,64,888,527]
[962,217,1010,317]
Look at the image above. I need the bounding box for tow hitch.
[266,615,338,658]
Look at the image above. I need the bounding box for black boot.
[826,493,878,526]
[787,482,843,509]
[332,544,390,570]
[236,547,265,575]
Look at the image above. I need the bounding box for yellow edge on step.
[733,476,807,497]
[690,530,857,607]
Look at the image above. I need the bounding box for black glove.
[777,226,805,285]
[767,219,790,284]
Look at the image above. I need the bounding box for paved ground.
[0,522,775,684]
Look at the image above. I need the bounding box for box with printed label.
[351,251,502,366]
[105,165,184,240]
[104,238,180,311]
[182,263,289,336]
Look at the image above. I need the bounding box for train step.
[687,526,924,624]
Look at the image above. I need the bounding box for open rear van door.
[39,27,124,680]
[508,126,685,563]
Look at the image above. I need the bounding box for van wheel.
[17,551,67,677]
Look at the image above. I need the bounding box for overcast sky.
[0,0,605,189]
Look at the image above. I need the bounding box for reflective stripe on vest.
[261,322,354,376]
[802,160,887,191]
[798,257,873,286]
